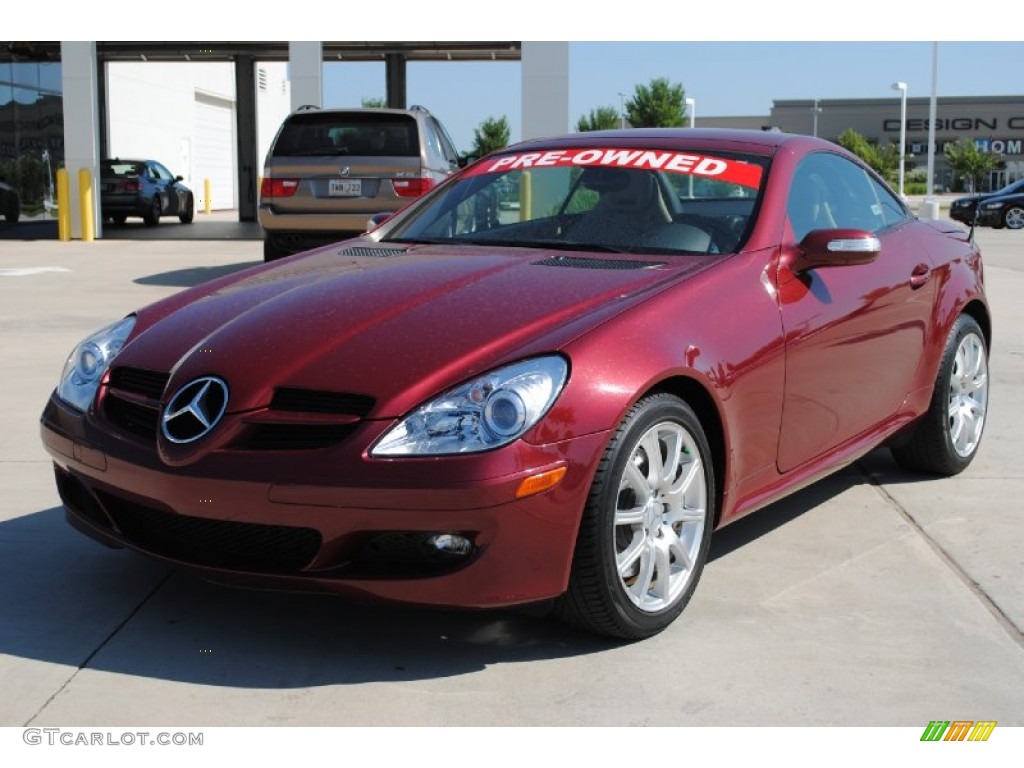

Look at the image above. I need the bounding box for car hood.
[117,242,710,418]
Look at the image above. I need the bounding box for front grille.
[97,491,321,573]
[230,423,358,451]
[338,246,408,258]
[108,367,170,399]
[103,394,160,441]
[532,256,665,270]
[104,367,167,442]
[271,387,374,416]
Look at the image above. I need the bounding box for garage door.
[193,93,236,210]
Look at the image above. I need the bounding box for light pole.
[811,99,822,137]
[685,97,696,128]
[618,92,627,129]
[891,82,908,198]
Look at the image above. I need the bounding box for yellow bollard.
[56,168,71,241]
[519,171,532,222]
[204,178,212,214]
[78,168,94,242]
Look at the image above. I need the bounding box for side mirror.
[458,154,479,168]
[175,175,184,182]
[791,228,880,272]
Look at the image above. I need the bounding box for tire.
[179,194,194,224]
[891,314,989,475]
[143,196,161,226]
[5,206,18,223]
[263,238,289,262]
[555,393,715,640]
[1003,206,1024,230]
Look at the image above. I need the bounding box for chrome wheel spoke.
[616,533,645,577]
[628,543,656,600]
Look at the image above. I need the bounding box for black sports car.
[950,178,1024,226]
[100,159,194,226]
[975,190,1024,230]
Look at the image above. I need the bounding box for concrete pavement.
[1,227,1022,726]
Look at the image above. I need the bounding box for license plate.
[328,179,362,197]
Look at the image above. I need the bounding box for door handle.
[910,263,930,288]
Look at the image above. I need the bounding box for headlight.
[371,356,568,456]
[57,316,136,411]
[982,201,1003,209]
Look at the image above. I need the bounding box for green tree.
[360,97,386,108]
[625,77,687,128]
[836,128,899,183]
[471,115,510,156]
[576,105,621,132]
[944,138,998,193]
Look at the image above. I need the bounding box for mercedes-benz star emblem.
[161,376,229,444]
[340,166,351,177]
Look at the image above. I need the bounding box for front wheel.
[891,314,989,475]
[1003,206,1024,230]
[556,393,714,640]
[179,194,194,224]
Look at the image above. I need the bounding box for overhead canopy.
[3,41,521,63]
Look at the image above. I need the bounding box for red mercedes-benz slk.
[40,129,990,640]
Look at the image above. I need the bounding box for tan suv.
[259,105,464,261]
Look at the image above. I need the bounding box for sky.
[322,41,1024,153]
[13,1,1024,154]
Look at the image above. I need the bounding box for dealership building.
[2,41,1022,237]
[702,95,1024,191]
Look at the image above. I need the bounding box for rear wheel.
[891,314,988,475]
[1003,206,1024,230]
[556,393,714,640]
[143,196,161,226]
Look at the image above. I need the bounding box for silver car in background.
[259,106,464,261]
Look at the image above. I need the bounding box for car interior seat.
[569,169,673,246]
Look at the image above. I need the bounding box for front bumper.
[949,206,975,225]
[40,393,608,608]
[975,208,1003,227]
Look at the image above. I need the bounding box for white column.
[521,42,569,141]
[288,42,322,112]
[60,41,102,239]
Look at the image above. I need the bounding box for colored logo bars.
[920,721,997,742]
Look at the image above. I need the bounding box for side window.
[152,162,173,181]
[788,153,886,240]
[430,117,460,166]
[867,175,910,229]
[420,119,445,163]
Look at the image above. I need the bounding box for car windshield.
[272,112,419,157]
[381,147,768,255]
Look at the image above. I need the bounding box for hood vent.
[531,256,665,270]
[270,387,375,417]
[338,246,408,258]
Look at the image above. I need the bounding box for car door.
[152,162,182,215]
[776,151,935,472]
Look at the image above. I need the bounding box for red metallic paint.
[40,129,989,612]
